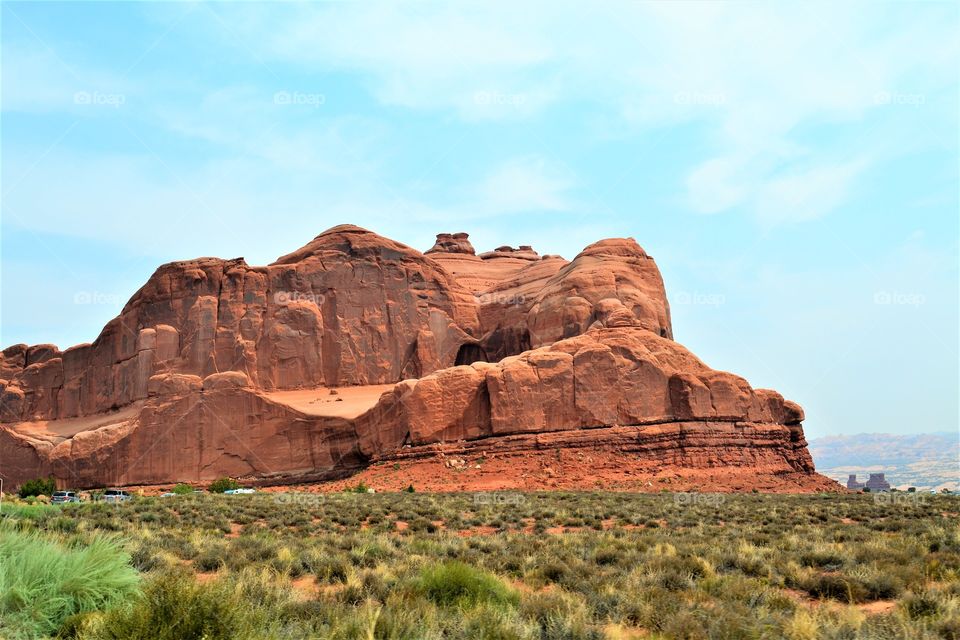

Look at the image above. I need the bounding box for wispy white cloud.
[476,155,575,214]
[6,1,956,228]
[198,1,956,224]
[1,43,133,114]
[754,158,870,226]
[219,2,557,119]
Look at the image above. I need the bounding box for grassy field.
[0,491,957,639]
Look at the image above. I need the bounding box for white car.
[224,488,255,494]
[102,489,132,503]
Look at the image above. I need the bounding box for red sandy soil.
[782,588,897,615]
[603,625,650,639]
[130,446,842,497]
[253,446,843,495]
[290,575,322,598]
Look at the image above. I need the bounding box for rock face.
[1,225,476,423]
[356,327,811,469]
[0,226,831,491]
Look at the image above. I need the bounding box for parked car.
[102,489,133,503]
[224,488,256,495]
[51,490,80,504]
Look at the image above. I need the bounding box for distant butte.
[0,226,838,492]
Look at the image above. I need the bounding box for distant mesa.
[0,225,837,492]
[846,473,891,491]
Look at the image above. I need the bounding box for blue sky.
[1,2,957,439]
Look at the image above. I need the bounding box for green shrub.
[17,477,56,499]
[194,546,228,572]
[801,573,867,603]
[901,590,941,619]
[799,549,846,570]
[344,481,371,494]
[171,484,194,495]
[207,478,241,494]
[79,570,279,640]
[415,561,518,609]
[460,603,535,638]
[0,528,139,638]
[863,571,904,600]
[303,552,350,582]
[936,616,960,640]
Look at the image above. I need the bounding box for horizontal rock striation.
[1,226,833,491]
[354,328,810,469]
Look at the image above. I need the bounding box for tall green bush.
[207,478,240,494]
[17,477,56,499]
[79,570,286,640]
[0,527,139,638]
[415,561,518,609]
[172,483,195,495]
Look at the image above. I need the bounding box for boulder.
[426,232,476,255]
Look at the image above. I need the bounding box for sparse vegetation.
[0,491,957,638]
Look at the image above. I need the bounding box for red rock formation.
[426,232,475,255]
[353,328,813,472]
[1,226,477,423]
[0,226,835,491]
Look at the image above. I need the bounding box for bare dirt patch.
[195,571,219,584]
[291,575,321,598]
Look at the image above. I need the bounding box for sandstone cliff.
[0,227,833,491]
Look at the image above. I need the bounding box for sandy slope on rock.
[427,253,537,294]
[264,385,396,419]
[10,402,143,444]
